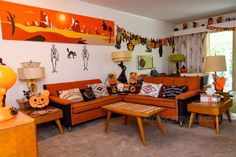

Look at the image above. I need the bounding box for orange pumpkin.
[29,90,50,109]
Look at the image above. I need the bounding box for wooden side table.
[188,99,232,134]
[17,99,64,134]
[0,112,38,157]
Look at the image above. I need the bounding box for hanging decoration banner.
[115,25,175,54]
[207,25,236,31]
[0,1,115,45]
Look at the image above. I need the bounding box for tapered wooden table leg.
[226,110,232,122]
[136,117,147,146]
[105,111,112,133]
[215,116,220,134]
[156,115,164,135]
[124,116,128,125]
[55,119,64,134]
[189,112,196,128]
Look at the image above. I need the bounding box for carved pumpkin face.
[29,90,49,109]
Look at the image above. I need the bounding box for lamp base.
[117,61,128,83]
[0,106,15,122]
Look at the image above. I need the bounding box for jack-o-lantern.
[29,90,49,109]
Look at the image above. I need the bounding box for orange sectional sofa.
[44,79,122,131]
[124,76,202,126]
[44,76,201,130]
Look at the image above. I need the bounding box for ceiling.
[79,0,236,24]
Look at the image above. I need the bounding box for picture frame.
[138,55,153,70]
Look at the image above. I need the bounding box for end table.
[17,99,64,134]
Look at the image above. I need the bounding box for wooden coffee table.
[188,99,232,134]
[102,102,166,146]
[20,106,64,134]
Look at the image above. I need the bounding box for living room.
[0,0,236,157]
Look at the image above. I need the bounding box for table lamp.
[204,55,226,91]
[112,51,132,83]
[169,54,185,74]
[0,59,17,121]
[17,61,45,96]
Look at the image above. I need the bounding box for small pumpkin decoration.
[29,90,50,109]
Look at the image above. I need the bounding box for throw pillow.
[80,88,96,101]
[58,88,84,102]
[162,86,187,98]
[139,82,162,97]
[89,83,109,98]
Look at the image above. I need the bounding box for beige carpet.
[38,117,236,157]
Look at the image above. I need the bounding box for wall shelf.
[174,20,236,36]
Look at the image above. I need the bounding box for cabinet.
[0,112,38,157]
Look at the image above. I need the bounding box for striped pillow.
[58,88,84,102]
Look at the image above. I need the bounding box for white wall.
[0,0,174,108]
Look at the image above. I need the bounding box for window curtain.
[174,32,208,73]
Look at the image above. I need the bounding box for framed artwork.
[138,55,153,70]
[0,1,115,45]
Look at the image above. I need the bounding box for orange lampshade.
[0,64,17,90]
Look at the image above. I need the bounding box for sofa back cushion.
[58,88,84,102]
[44,79,102,96]
[144,76,201,91]
[139,82,162,97]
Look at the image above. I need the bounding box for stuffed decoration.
[123,84,130,92]
[108,73,117,86]
[29,90,50,109]
[129,72,138,85]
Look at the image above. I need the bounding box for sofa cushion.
[124,94,176,108]
[139,82,162,97]
[72,95,122,113]
[80,88,96,101]
[58,88,84,102]
[162,86,187,98]
[90,83,109,98]
[44,79,102,96]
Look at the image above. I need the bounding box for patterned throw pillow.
[162,86,187,98]
[139,82,162,97]
[58,88,84,102]
[80,88,96,101]
[89,83,109,98]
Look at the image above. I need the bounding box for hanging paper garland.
[115,25,175,54]
[207,25,236,31]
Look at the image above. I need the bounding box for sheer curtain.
[174,32,208,73]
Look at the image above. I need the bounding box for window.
[209,31,233,90]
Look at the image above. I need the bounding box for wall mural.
[51,44,59,73]
[82,45,89,71]
[0,1,115,45]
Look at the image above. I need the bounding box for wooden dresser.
[0,112,38,157]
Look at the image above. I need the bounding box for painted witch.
[51,44,59,73]
[82,45,89,70]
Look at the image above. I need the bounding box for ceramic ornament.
[51,44,59,73]
[67,48,77,59]
[82,45,89,71]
